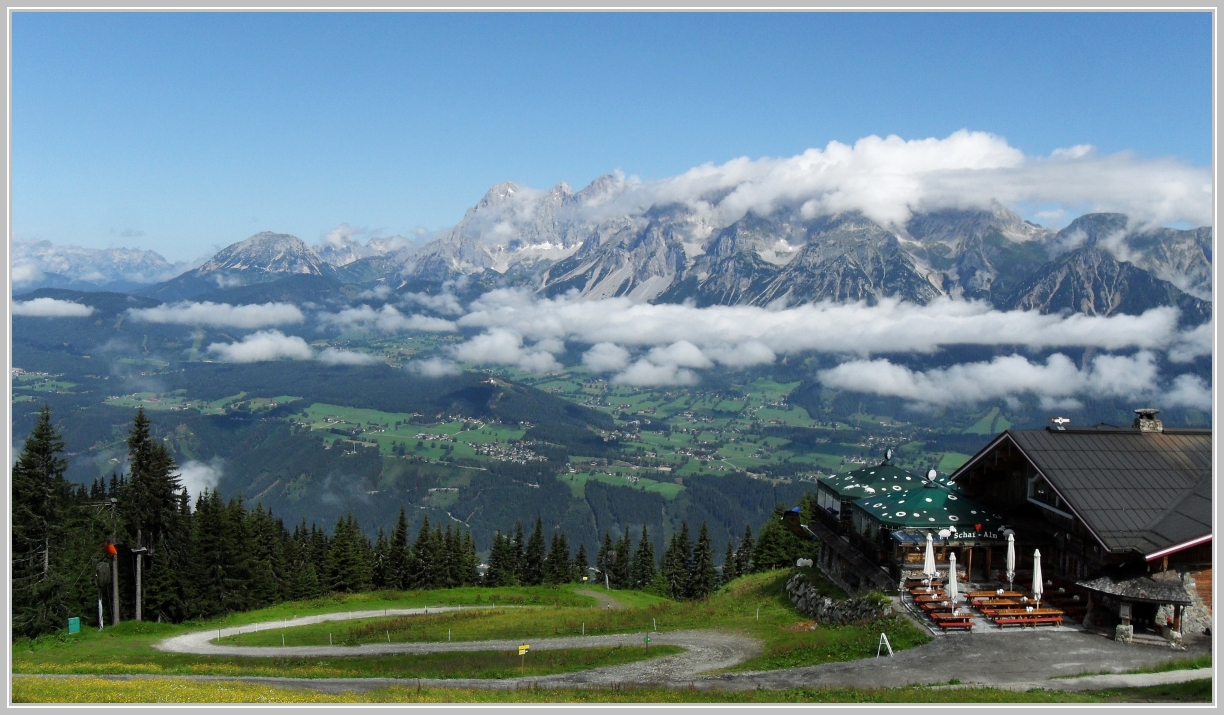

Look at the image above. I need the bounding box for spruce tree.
[510,521,525,583]
[485,530,516,586]
[12,405,72,637]
[663,522,692,599]
[408,515,435,589]
[371,528,390,589]
[327,514,371,593]
[631,525,656,590]
[752,505,812,571]
[461,530,480,586]
[612,527,632,588]
[572,543,589,584]
[121,408,183,621]
[596,531,615,587]
[522,517,546,586]
[689,522,717,599]
[545,530,571,585]
[735,525,754,575]
[388,507,410,590]
[722,536,738,585]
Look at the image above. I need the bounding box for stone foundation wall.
[785,570,890,626]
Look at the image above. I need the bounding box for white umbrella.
[1005,533,1016,590]
[947,552,959,613]
[923,533,937,584]
[1032,549,1043,608]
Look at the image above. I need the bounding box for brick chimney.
[1133,408,1163,433]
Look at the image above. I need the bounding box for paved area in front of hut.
[699,629,1210,692]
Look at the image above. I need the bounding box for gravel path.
[112,608,1215,696]
[573,589,625,610]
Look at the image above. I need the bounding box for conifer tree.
[485,530,517,586]
[735,525,754,575]
[662,522,692,599]
[689,522,717,599]
[461,530,480,586]
[722,536,738,585]
[544,530,571,585]
[630,525,656,590]
[371,528,389,589]
[752,505,811,571]
[510,521,525,582]
[388,507,410,590]
[612,527,632,588]
[572,543,589,584]
[247,504,286,608]
[408,515,435,589]
[327,514,371,593]
[596,531,615,587]
[522,517,546,586]
[12,406,72,638]
[121,408,183,621]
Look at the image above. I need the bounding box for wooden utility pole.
[134,528,144,621]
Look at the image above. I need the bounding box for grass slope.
[13,677,1211,704]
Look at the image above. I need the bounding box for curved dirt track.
[137,607,1210,695]
[156,605,759,686]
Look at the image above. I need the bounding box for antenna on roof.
[884,447,893,464]
[1049,417,1070,431]
[924,469,938,488]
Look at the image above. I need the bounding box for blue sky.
[12,11,1213,262]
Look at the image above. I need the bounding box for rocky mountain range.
[14,178,1213,324]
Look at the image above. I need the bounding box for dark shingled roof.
[1077,571,1193,605]
[993,427,1211,556]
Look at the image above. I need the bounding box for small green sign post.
[644,635,650,653]
[67,617,80,634]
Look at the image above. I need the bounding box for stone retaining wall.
[785,570,890,626]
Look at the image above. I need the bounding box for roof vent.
[1049,416,1070,431]
[1133,408,1163,433]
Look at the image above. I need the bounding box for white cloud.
[580,130,1210,229]
[450,328,561,373]
[128,301,304,328]
[12,297,94,317]
[408,357,461,377]
[705,341,776,367]
[815,351,1165,408]
[357,284,393,300]
[458,290,1180,356]
[647,341,713,369]
[613,359,698,387]
[403,291,465,316]
[319,304,458,333]
[12,263,43,284]
[178,458,223,502]
[1164,374,1212,411]
[1169,322,1212,363]
[583,342,631,373]
[317,347,379,366]
[205,330,314,363]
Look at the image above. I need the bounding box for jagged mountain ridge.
[12,240,187,292]
[386,180,1210,320]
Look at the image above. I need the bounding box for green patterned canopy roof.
[853,482,1006,535]
[817,463,958,501]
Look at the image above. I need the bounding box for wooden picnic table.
[992,607,1065,629]
[913,592,948,601]
[967,590,1024,598]
[920,601,957,614]
[972,598,1022,608]
[930,611,974,631]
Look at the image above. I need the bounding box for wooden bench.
[995,615,1063,628]
[939,620,975,632]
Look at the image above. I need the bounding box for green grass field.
[13,571,927,681]
[13,676,1211,704]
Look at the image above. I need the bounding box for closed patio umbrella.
[1005,533,1016,590]
[923,532,937,584]
[1032,549,1043,608]
[947,552,959,613]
